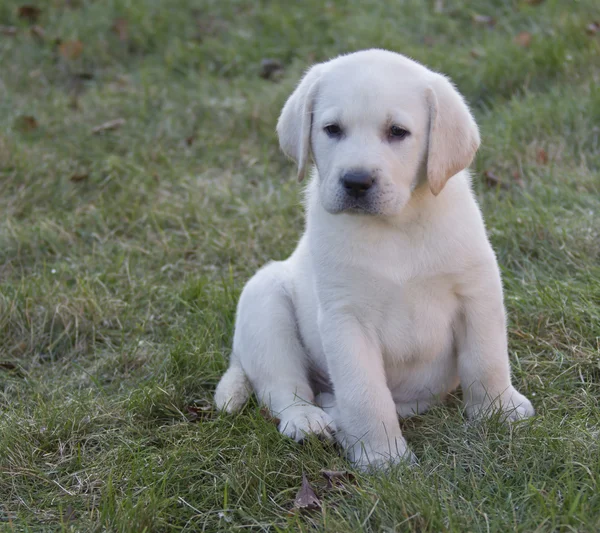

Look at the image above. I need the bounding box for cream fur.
[215,49,534,470]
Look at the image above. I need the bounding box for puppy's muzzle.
[341,170,375,199]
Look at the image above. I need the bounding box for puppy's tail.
[215,356,251,413]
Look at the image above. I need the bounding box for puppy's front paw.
[278,405,337,442]
[346,435,416,471]
[466,387,534,422]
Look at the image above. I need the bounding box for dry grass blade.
[92,118,125,134]
[472,14,496,27]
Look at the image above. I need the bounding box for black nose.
[341,170,375,198]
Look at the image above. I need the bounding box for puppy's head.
[277,49,480,216]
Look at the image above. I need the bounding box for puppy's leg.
[232,262,336,441]
[319,312,414,470]
[456,267,534,421]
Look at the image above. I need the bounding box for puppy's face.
[277,49,480,217]
[312,64,429,215]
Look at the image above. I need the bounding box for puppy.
[215,49,534,469]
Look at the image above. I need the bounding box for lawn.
[1,0,599,531]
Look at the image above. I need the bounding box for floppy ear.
[276,65,322,182]
[425,75,480,196]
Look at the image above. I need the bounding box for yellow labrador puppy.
[215,49,534,469]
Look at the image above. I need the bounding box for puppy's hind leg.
[223,261,336,442]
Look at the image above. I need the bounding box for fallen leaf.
[585,22,599,35]
[92,118,125,134]
[0,361,25,377]
[59,39,83,60]
[111,18,128,42]
[514,31,532,47]
[484,170,510,189]
[259,407,281,426]
[18,5,41,23]
[259,58,284,81]
[0,26,17,36]
[536,148,548,165]
[14,115,38,132]
[186,400,213,422]
[294,473,321,512]
[70,172,89,182]
[62,505,77,522]
[12,342,28,355]
[472,14,496,27]
[30,25,45,40]
[512,170,524,187]
[185,135,195,146]
[321,469,356,489]
[75,71,94,81]
[470,48,486,58]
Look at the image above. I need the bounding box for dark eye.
[324,124,342,137]
[389,125,409,140]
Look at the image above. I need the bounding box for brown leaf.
[186,400,213,422]
[514,31,532,48]
[259,58,284,81]
[92,118,125,134]
[14,115,38,132]
[30,25,45,40]
[0,361,25,377]
[79,72,94,80]
[470,48,486,59]
[62,505,77,522]
[70,172,89,182]
[185,135,196,146]
[472,14,496,27]
[321,469,356,489]
[536,148,548,165]
[18,5,41,23]
[294,473,321,511]
[0,26,17,36]
[259,407,281,426]
[59,39,83,60]
[585,22,599,36]
[512,170,524,185]
[484,170,510,189]
[111,18,128,42]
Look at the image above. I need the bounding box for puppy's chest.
[374,275,460,364]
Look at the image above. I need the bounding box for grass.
[0,0,599,530]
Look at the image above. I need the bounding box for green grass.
[1,0,599,530]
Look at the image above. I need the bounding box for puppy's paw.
[346,435,416,471]
[466,387,534,422]
[278,405,337,442]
